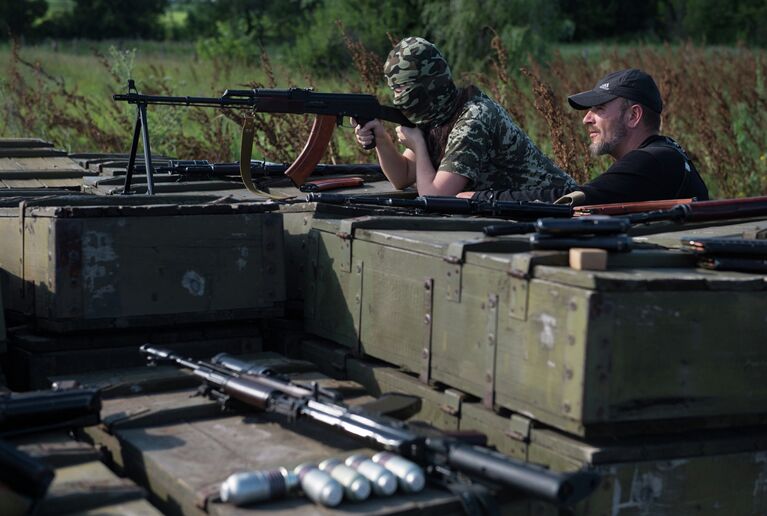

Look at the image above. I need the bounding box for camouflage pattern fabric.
[384,37,459,127]
[441,90,577,192]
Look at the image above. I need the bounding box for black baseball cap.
[568,68,663,113]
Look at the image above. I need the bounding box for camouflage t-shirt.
[439,91,576,194]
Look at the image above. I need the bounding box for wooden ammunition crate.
[0,285,5,353]
[7,430,161,515]
[492,252,767,436]
[305,215,767,437]
[5,321,263,390]
[0,138,95,190]
[296,338,465,432]
[457,401,767,516]
[0,195,285,331]
[305,216,525,361]
[528,426,767,516]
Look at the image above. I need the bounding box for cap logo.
[599,83,610,90]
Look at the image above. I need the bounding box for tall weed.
[0,37,764,197]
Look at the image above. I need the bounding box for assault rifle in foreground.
[113,80,413,195]
[306,193,574,220]
[140,345,600,506]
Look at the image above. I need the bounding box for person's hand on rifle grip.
[352,118,387,150]
[395,126,426,154]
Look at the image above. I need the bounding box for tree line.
[3,0,766,73]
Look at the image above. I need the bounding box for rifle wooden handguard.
[285,114,337,187]
[576,198,694,216]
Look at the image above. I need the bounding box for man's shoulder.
[611,147,663,172]
[615,136,687,170]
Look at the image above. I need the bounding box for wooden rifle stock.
[576,198,694,215]
[684,195,767,221]
[577,195,767,222]
[485,195,767,237]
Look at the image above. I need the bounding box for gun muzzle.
[139,344,173,359]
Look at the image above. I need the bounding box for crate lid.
[0,194,281,217]
[530,426,767,465]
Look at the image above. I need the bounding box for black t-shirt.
[578,135,709,204]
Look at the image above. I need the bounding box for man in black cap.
[557,68,709,205]
[466,68,709,204]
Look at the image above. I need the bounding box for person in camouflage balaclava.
[383,36,460,127]
[354,37,577,199]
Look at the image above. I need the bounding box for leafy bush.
[0,0,47,39]
[420,0,563,73]
[287,0,418,73]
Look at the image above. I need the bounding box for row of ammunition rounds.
[219,451,425,506]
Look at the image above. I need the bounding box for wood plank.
[0,138,54,148]
[0,148,68,158]
[38,460,146,515]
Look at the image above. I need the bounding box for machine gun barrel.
[114,86,413,127]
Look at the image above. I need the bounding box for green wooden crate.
[6,322,263,389]
[305,215,767,436]
[493,254,767,436]
[7,430,161,515]
[0,195,285,331]
[528,426,767,516]
[459,401,767,516]
[304,216,526,367]
[0,285,5,354]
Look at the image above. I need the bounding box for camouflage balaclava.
[384,37,459,127]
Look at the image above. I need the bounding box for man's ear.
[627,104,643,129]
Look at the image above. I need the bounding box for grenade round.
[219,467,298,506]
[344,454,397,496]
[371,452,425,493]
[318,458,371,501]
[293,463,343,507]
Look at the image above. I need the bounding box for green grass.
[1,39,765,197]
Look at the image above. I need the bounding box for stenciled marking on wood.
[82,230,117,299]
[182,270,206,297]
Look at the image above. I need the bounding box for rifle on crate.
[148,160,383,180]
[130,160,383,192]
[113,80,413,195]
[306,193,574,220]
[140,345,600,506]
[0,385,101,438]
[484,195,767,237]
